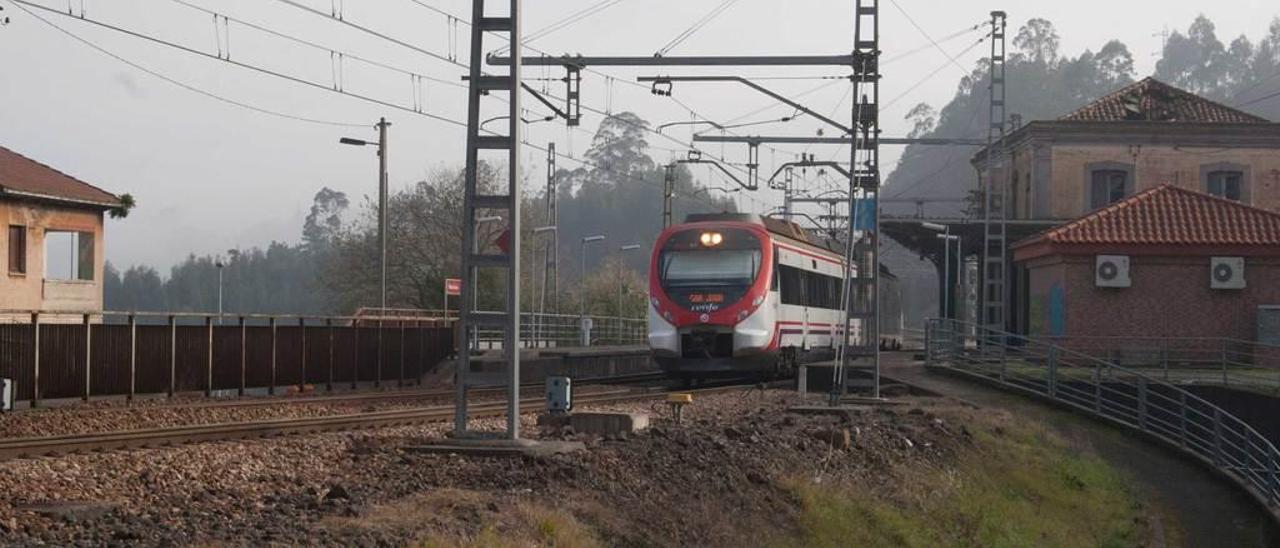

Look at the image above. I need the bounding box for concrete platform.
[404,438,585,458]
[539,412,650,437]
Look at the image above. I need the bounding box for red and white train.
[647,213,864,379]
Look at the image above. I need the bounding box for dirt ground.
[0,388,1163,547]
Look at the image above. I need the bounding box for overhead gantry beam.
[693,135,986,146]
[486,54,858,67]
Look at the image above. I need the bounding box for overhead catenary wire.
[886,0,974,76]
[168,0,466,89]
[397,0,797,175]
[654,0,742,57]
[9,1,367,128]
[8,0,741,212]
[492,0,627,55]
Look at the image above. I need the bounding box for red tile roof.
[0,145,121,208]
[1059,77,1268,124]
[1014,185,1280,255]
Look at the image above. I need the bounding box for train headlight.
[699,231,723,247]
[737,309,749,321]
[650,296,660,308]
[751,295,764,307]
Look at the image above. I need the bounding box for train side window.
[779,265,805,305]
[771,254,779,291]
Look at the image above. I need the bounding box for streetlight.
[532,226,557,346]
[580,235,606,316]
[616,244,642,318]
[532,226,557,314]
[341,118,391,313]
[919,222,953,319]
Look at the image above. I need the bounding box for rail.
[926,318,1280,513]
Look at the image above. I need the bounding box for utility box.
[0,378,12,412]
[546,376,572,415]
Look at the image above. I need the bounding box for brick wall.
[1026,254,1280,341]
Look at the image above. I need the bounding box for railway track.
[0,381,753,461]
[29,372,669,414]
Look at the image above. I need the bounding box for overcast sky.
[2,0,1277,271]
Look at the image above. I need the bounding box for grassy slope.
[778,412,1162,548]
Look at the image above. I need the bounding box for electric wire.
[9,1,368,128]
[9,0,468,128]
[168,0,466,89]
[886,0,973,76]
[654,0,741,57]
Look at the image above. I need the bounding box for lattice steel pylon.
[835,0,881,402]
[455,0,523,439]
[981,10,1008,334]
[541,142,559,315]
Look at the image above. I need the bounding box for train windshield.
[658,228,761,310]
[661,250,761,287]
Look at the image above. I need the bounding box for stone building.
[964,77,1280,334]
[0,145,123,315]
[1012,185,1280,342]
[975,77,1280,219]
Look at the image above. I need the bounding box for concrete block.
[543,412,650,437]
[404,438,585,458]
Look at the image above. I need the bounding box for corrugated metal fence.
[0,311,454,406]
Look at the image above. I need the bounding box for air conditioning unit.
[1095,255,1131,288]
[1211,257,1246,289]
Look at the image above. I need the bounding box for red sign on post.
[444,278,462,296]
[494,229,512,255]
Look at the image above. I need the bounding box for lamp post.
[920,222,952,319]
[936,234,960,318]
[580,235,606,347]
[472,216,503,311]
[532,225,557,346]
[616,244,642,318]
[340,118,391,313]
[580,235,606,316]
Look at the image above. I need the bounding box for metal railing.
[0,309,453,407]
[1040,335,1280,392]
[474,313,647,349]
[926,318,1280,513]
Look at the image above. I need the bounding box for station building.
[0,145,123,317]
[951,77,1280,336]
[1011,185,1280,343]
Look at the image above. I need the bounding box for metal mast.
[836,0,881,402]
[981,11,1008,334]
[455,0,523,439]
[662,163,676,228]
[543,142,559,314]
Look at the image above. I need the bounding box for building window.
[1206,170,1245,201]
[44,230,95,281]
[7,225,26,275]
[1201,163,1250,204]
[1090,170,1129,209]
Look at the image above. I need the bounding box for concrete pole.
[377,118,391,314]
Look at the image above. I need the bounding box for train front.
[647,221,776,376]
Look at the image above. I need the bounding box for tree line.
[105,112,734,317]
